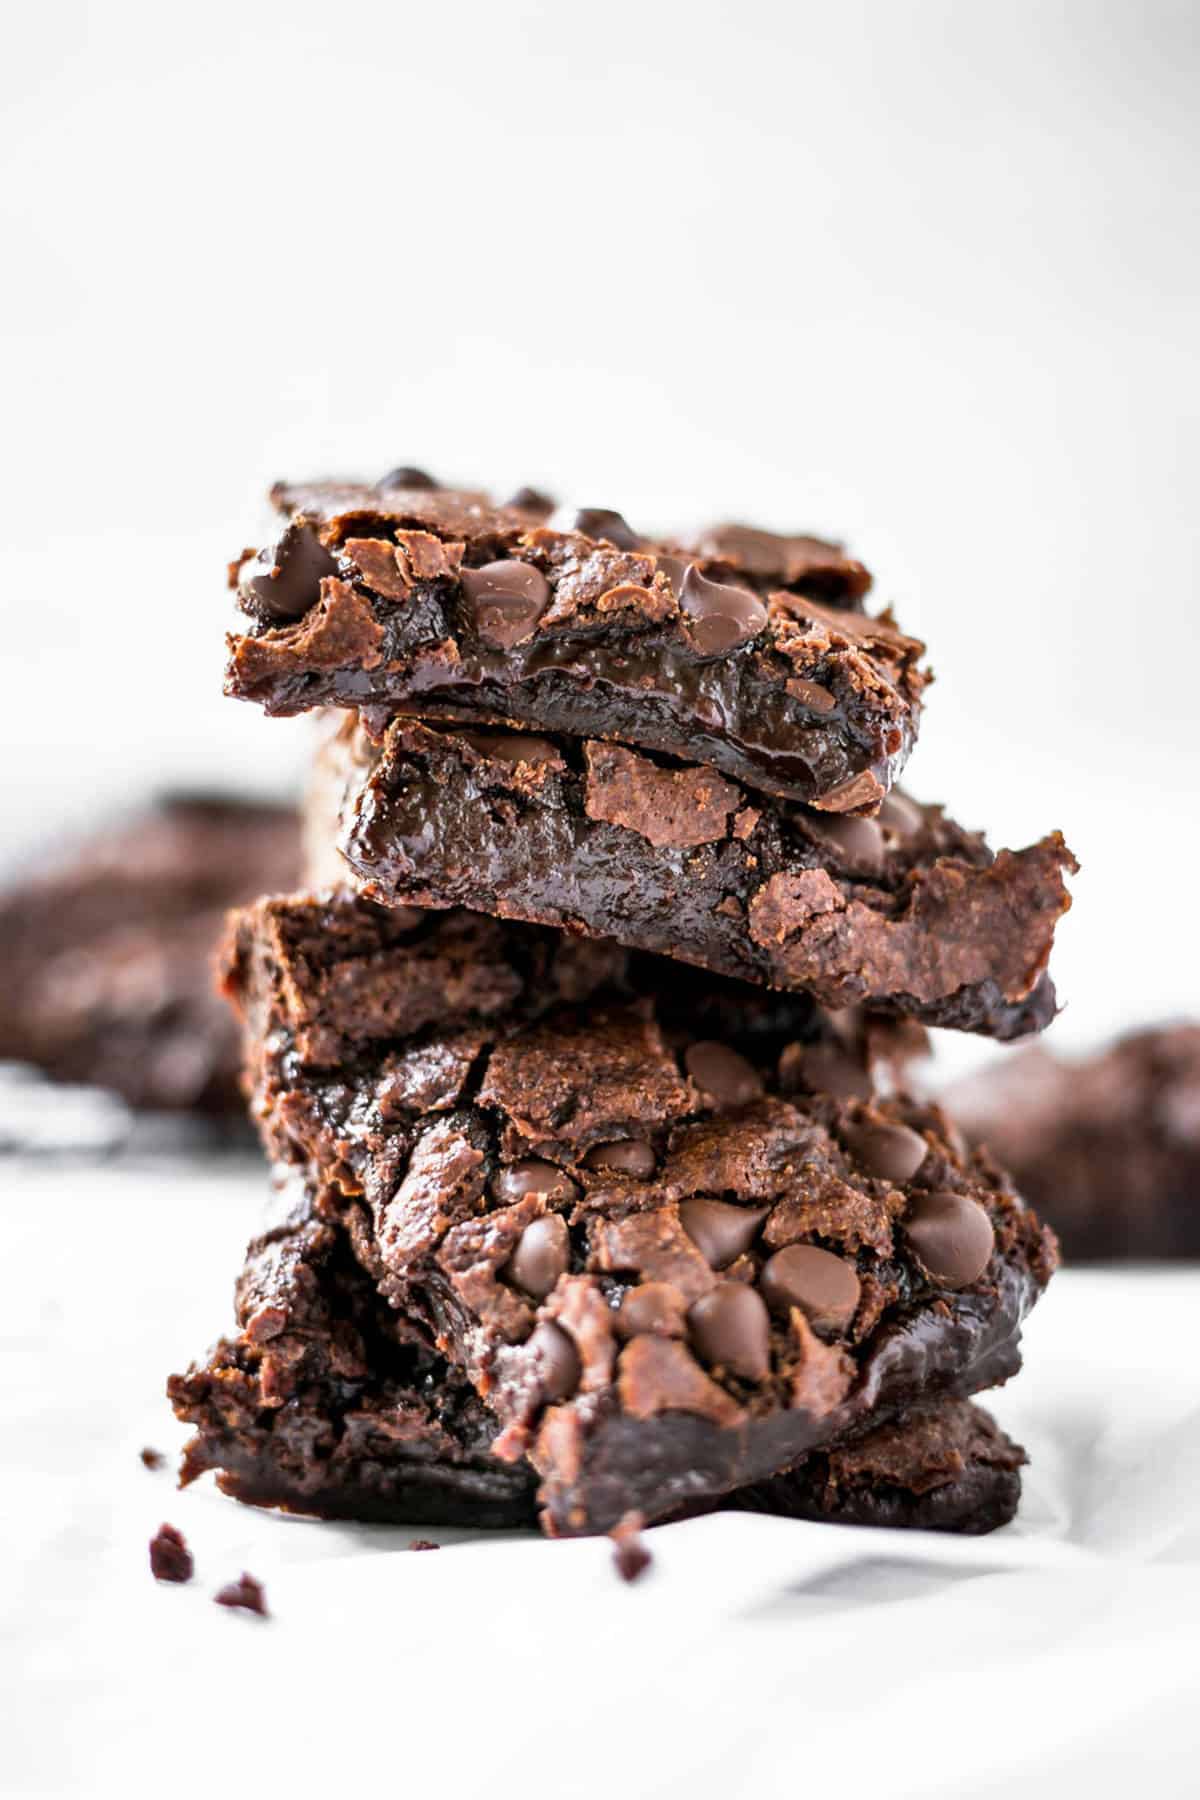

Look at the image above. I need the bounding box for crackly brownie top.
[326,714,1074,1040]
[224,893,1056,1503]
[225,469,927,812]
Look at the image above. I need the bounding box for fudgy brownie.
[170,1171,1026,1536]
[316,714,1074,1041]
[0,794,299,1113]
[225,474,927,813]
[217,891,1056,1534]
[946,1023,1200,1260]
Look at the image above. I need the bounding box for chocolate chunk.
[493,1159,580,1205]
[139,1447,165,1470]
[842,1117,928,1184]
[378,466,439,491]
[241,521,339,622]
[679,565,768,655]
[528,1320,582,1403]
[149,1523,193,1583]
[584,1139,657,1177]
[504,1214,570,1301]
[759,1244,861,1332]
[684,1040,764,1108]
[614,1282,689,1339]
[904,1192,996,1288]
[462,560,551,649]
[782,1042,873,1102]
[213,1572,268,1615]
[506,485,555,515]
[679,1198,769,1269]
[688,1282,771,1381]
[571,508,642,550]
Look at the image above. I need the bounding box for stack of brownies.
[169,471,1075,1538]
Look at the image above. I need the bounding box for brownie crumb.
[408,1539,441,1552]
[214,1572,268,1615]
[139,1447,165,1470]
[610,1514,652,1584]
[149,1523,193,1583]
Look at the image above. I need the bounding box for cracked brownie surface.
[947,1023,1200,1260]
[318,715,1074,1041]
[216,892,1056,1534]
[0,793,299,1112]
[224,474,927,813]
[170,1171,1026,1536]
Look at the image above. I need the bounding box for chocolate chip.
[759,1245,861,1332]
[903,1191,995,1289]
[492,1159,580,1205]
[688,1283,771,1382]
[679,1198,768,1268]
[505,485,555,515]
[571,507,642,549]
[378,465,438,490]
[684,1041,764,1108]
[584,1139,657,1178]
[149,1523,193,1584]
[213,1572,268,1616]
[527,1320,581,1403]
[461,731,561,767]
[842,1117,928,1184]
[878,791,926,841]
[614,1283,688,1339]
[462,560,551,649]
[679,565,767,655]
[786,677,837,716]
[241,521,339,622]
[655,553,693,594]
[810,813,885,874]
[504,1214,570,1302]
[782,1042,873,1102]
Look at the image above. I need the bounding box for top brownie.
[225,472,927,812]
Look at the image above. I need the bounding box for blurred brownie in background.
[0,793,299,1116]
[945,1023,1200,1260]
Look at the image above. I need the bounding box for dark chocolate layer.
[321,716,1074,1042]
[225,477,927,813]
[218,892,1057,1534]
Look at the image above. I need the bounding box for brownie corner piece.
[224,474,927,811]
[223,890,1058,1536]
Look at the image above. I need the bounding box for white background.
[2,4,1199,1794]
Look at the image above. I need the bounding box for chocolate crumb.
[610,1513,652,1584]
[213,1572,268,1616]
[139,1447,165,1470]
[408,1538,441,1552]
[149,1523,193,1584]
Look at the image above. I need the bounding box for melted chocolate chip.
[904,1191,995,1289]
[527,1320,582,1403]
[679,1198,768,1269]
[462,560,551,650]
[842,1117,928,1184]
[679,565,767,656]
[688,1283,771,1382]
[585,1139,657,1177]
[878,791,926,841]
[492,1159,580,1205]
[571,508,642,550]
[504,1214,570,1302]
[759,1245,861,1333]
[684,1041,764,1108]
[461,731,561,767]
[782,1042,873,1103]
[378,466,438,491]
[810,813,885,874]
[241,521,339,622]
[786,678,837,716]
